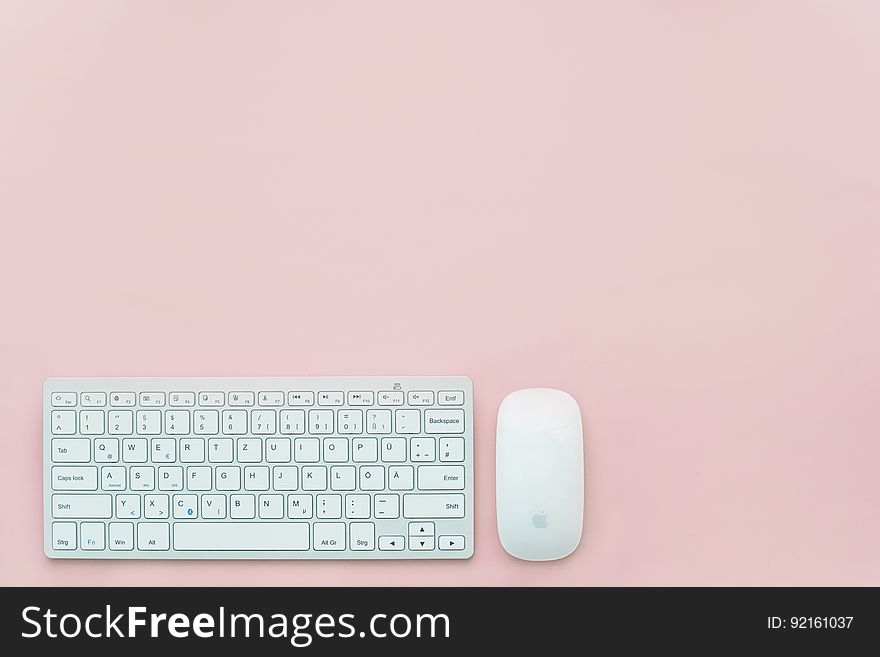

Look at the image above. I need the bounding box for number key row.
[51,408,465,436]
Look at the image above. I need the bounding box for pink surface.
[1,2,879,586]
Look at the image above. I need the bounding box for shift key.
[403,494,465,518]
[52,494,112,518]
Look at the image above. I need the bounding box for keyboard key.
[272,466,298,490]
[408,522,435,536]
[258,494,284,519]
[337,409,363,434]
[359,465,384,491]
[94,438,119,463]
[116,494,140,519]
[52,522,77,549]
[280,410,306,435]
[374,493,400,518]
[136,410,161,435]
[377,391,404,406]
[194,410,219,435]
[407,391,434,406]
[101,466,125,490]
[317,391,344,406]
[287,391,315,406]
[108,410,133,435]
[244,466,269,490]
[346,494,370,519]
[50,392,77,407]
[186,466,211,490]
[347,391,374,406]
[80,392,107,407]
[79,523,109,551]
[237,438,262,463]
[52,494,112,518]
[109,392,136,407]
[229,391,255,406]
[352,438,378,462]
[151,439,176,463]
[109,522,134,550]
[251,409,276,434]
[329,465,355,491]
[388,466,414,491]
[367,410,392,434]
[286,440,317,468]
[216,466,241,491]
[381,437,406,462]
[258,391,284,406]
[139,392,165,406]
[378,535,404,550]
[424,409,465,433]
[79,410,104,435]
[266,437,291,463]
[201,495,226,519]
[144,494,169,519]
[299,465,327,490]
[51,466,97,490]
[309,409,333,434]
[231,494,255,519]
[403,494,465,518]
[409,437,435,462]
[409,536,435,550]
[208,438,234,463]
[130,466,154,490]
[158,466,183,491]
[350,522,375,550]
[287,494,313,518]
[173,494,198,518]
[395,409,420,434]
[316,494,341,518]
[180,438,205,463]
[169,392,195,407]
[417,465,465,490]
[199,391,224,406]
[313,522,345,550]
[51,438,90,462]
[174,522,308,551]
[324,438,349,463]
[122,438,148,463]
[137,522,170,550]
[51,410,76,435]
[222,410,247,434]
[165,410,190,435]
[438,390,465,405]
[439,437,465,462]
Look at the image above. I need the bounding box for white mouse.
[496,388,584,561]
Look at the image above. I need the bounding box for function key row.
[52,390,466,408]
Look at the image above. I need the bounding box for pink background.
[1,2,879,586]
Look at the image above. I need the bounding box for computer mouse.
[496,388,584,561]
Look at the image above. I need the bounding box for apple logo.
[532,511,548,529]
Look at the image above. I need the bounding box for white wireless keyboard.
[44,377,474,559]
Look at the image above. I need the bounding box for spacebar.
[174,523,310,551]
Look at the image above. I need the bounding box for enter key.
[417,465,465,490]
